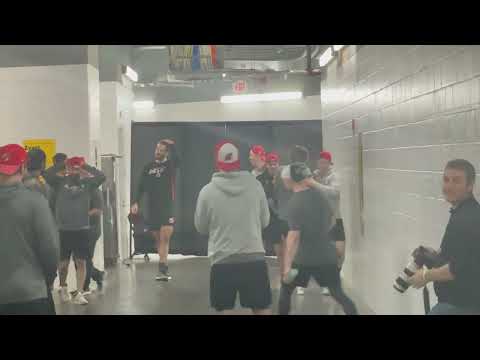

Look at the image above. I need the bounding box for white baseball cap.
[215,140,240,172]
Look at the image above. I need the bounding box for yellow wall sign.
[22,139,57,168]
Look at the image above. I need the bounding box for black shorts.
[263,218,287,245]
[288,263,341,288]
[59,230,89,261]
[146,215,175,231]
[329,218,346,242]
[146,205,175,231]
[210,260,272,311]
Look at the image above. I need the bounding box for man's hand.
[335,241,345,268]
[88,209,102,217]
[303,177,316,188]
[131,203,139,215]
[407,268,430,289]
[281,267,291,283]
[162,139,175,145]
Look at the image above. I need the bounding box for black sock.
[159,263,168,273]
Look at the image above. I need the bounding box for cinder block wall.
[322,45,480,314]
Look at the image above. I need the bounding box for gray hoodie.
[0,183,59,305]
[194,171,270,265]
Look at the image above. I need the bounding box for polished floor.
[54,255,374,315]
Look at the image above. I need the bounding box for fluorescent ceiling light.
[333,45,345,51]
[124,65,138,82]
[134,100,154,109]
[318,47,333,67]
[220,91,303,104]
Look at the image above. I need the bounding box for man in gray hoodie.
[194,140,272,315]
[0,144,59,315]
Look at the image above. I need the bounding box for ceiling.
[223,45,308,61]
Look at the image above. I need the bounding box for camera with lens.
[393,246,443,293]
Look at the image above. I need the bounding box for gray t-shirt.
[287,188,337,266]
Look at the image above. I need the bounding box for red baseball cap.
[266,151,280,164]
[319,151,333,163]
[0,144,28,175]
[250,145,266,162]
[215,140,240,172]
[66,156,86,168]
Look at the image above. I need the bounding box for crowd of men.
[1,136,480,316]
[0,144,106,314]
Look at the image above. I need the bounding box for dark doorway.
[131,120,322,256]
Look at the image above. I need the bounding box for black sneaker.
[155,271,172,281]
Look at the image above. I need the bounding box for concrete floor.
[54,255,374,315]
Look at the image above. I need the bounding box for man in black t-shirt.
[279,163,358,315]
[131,139,180,281]
[407,159,480,315]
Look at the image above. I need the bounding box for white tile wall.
[322,45,480,314]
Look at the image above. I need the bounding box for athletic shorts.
[146,214,175,231]
[263,218,288,245]
[210,260,272,312]
[287,263,341,288]
[59,230,89,261]
[329,218,346,242]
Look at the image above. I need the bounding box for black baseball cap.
[290,162,313,183]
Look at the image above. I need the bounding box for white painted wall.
[100,81,134,261]
[0,65,99,163]
[0,64,102,292]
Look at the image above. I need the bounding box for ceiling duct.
[223,45,322,72]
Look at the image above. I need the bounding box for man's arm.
[335,241,346,268]
[89,189,104,216]
[305,177,340,201]
[131,165,149,213]
[408,264,455,289]
[163,139,180,169]
[408,222,476,289]
[282,230,301,279]
[82,164,106,189]
[194,189,210,235]
[259,185,270,229]
[31,195,60,284]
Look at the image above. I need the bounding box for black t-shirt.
[256,170,279,219]
[134,144,180,215]
[287,188,336,266]
[434,197,480,310]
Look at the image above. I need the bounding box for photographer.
[407,159,480,315]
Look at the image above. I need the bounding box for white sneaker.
[72,292,89,305]
[59,287,71,303]
[322,287,331,296]
[297,287,305,295]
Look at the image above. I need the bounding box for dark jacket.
[434,196,480,310]
[23,171,54,211]
[0,183,59,305]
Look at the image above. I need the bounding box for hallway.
[54,256,374,315]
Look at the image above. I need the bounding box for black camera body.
[393,246,443,293]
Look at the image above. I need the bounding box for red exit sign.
[233,80,248,93]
